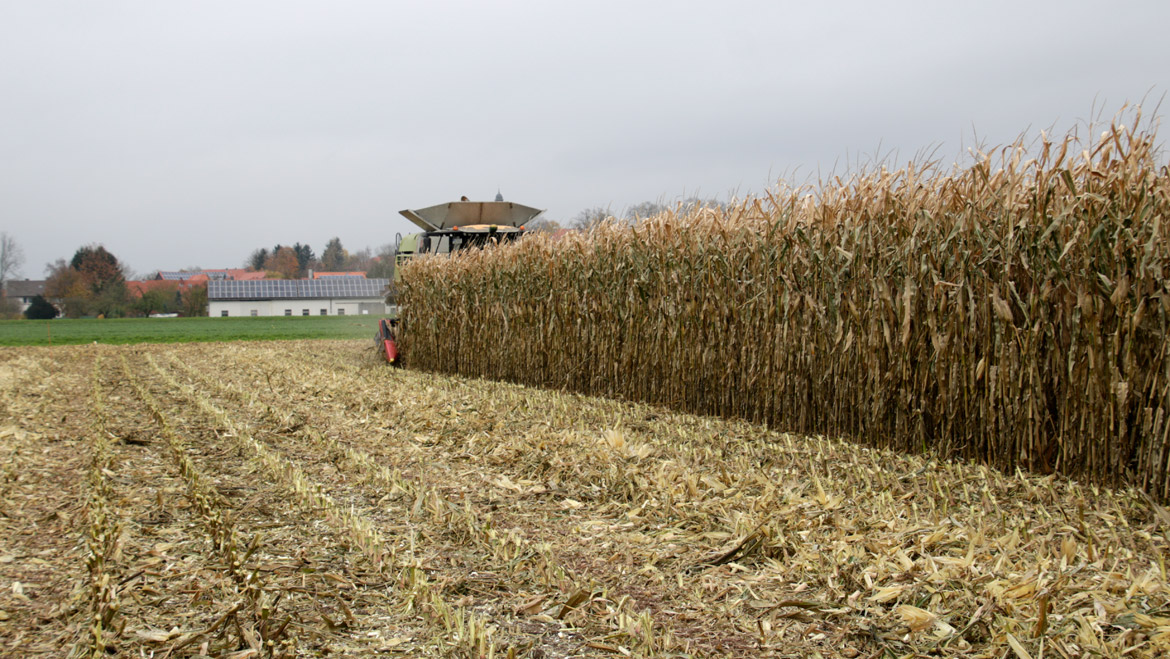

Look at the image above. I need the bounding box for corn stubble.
[4,341,1170,657]
[400,110,1170,499]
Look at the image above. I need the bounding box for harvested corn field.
[2,341,1169,658]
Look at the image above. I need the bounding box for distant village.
[0,198,708,320]
[1,239,397,320]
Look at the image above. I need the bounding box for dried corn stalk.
[400,109,1170,500]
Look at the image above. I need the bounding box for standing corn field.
[400,111,1170,500]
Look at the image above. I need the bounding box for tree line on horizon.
[245,238,396,280]
[2,200,727,319]
[25,245,208,319]
[7,236,396,320]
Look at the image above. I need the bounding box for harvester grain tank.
[377,196,545,364]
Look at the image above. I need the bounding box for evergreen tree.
[248,248,269,271]
[292,243,315,277]
[321,237,347,271]
[24,295,59,319]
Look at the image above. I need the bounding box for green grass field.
[0,315,385,346]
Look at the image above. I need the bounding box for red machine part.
[378,319,400,365]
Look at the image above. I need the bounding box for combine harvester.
[376,195,545,364]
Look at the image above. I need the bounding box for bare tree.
[526,218,564,233]
[0,232,25,289]
[568,198,729,231]
[678,197,728,214]
[570,206,616,230]
[366,243,397,279]
[344,247,372,272]
[623,201,669,221]
[625,198,725,221]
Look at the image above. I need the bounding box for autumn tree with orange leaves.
[45,244,131,317]
[264,246,301,279]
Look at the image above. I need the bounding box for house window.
[320,309,327,315]
[337,308,345,316]
[302,309,309,316]
[221,310,229,317]
[284,309,291,316]
[250,310,258,317]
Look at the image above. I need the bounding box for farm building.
[207,278,391,317]
[2,279,48,314]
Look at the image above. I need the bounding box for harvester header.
[399,200,544,231]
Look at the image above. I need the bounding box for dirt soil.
[1,340,1168,658]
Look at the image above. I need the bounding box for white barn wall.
[209,298,388,317]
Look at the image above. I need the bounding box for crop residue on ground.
[1,340,1168,657]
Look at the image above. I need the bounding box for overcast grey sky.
[1,0,1167,277]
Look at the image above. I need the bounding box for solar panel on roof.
[208,278,388,301]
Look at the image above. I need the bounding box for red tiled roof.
[126,279,202,298]
[231,270,268,280]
